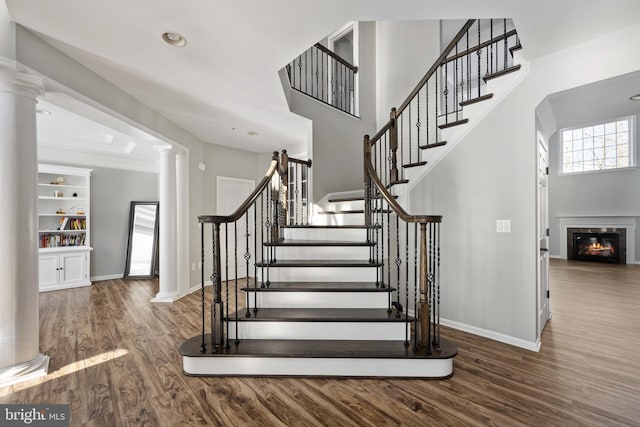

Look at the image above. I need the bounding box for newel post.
[418,222,432,354]
[389,107,399,183]
[363,135,372,245]
[280,150,289,227]
[211,222,224,351]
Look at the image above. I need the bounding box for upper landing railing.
[286,43,359,117]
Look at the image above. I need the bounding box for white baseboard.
[549,255,562,259]
[91,274,123,282]
[440,318,540,352]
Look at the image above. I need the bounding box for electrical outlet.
[496,219,511,233]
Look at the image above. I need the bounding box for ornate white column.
[151,146,180,302]
[0,60,49,387]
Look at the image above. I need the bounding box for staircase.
[181,18,526,378]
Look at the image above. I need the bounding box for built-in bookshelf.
[38,164,93,291]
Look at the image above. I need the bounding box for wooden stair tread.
[419,141,447,150]
[265,239,374,247]
[242,281,393,292]
[227,307,408,322]
[283,225,369,229]
[328,195,398,203]
[181,336,457,359]
[459,93,494,107]
[402,161,427,169]
[438,119,469,129]
[320,209,390,215]
[386,179,409,189]
[255,260,382,267]
[483,64,522,82]
[509,44,523,55]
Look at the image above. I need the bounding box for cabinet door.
[39,254,60,289]
[60,252,87,286]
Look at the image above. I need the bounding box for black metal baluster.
[443,61,448,125]
[490,19,494,75]
[381,162,386,289]
[295,163,299,225]
[395,215,401,318]
[315,47,319,98]
[467,27,470,100]
[200,223,206,352]
[211,225,217,352]
[253,202,258,313]
[225,223,230,349]
[426,82,430,146]
[234,222,239,344]
[416,91,421,162]
[408,99,412,165]
[503,19,507,70]
[244,213,251,318]
[435,63,439,131]
[436,222,441,348]
[375,186,380,288]
[400,111,404,179]
[455,43,459,120]
[478,20,482,98]
[428,222,433,355]
[260,192,265,288]
[404,221,409,345]
[297,55,302,91]
[413,223,418,352]
[386,204,391,308]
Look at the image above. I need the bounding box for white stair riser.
[184,356,453,378]
[227,321,408,340]
[283,227,367,241]
[259,266,377,282]
[246,291,388,309]
[328,200,364,211]
[268,246,370,260]
[313,213,365,226]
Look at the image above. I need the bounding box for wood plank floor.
[1,259,639,426]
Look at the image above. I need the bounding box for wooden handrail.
[397,19,476,115]
[364,140,441,224]
[314,43,359,73]
[369,119,394,145]
[288,157,312,167]
[445,29,517,63]
[199,152,280,224]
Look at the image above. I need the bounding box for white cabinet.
[38,164,92,292]
[38,249,91,291]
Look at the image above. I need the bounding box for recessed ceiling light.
[247,131,258,136]
[161,32,187,48]
[630,93,640,101]
[36,109,51,115]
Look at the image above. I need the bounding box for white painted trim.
[91,274,123,282]
[549,255,562,259]
[183,356,453,378]
[150,290,182,303]
[440,318,540,352]
[40,281,91,292]
[228,321,408,341]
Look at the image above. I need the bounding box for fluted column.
[151,147,180,302]
[0,60,49,387]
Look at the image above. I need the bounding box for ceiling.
[7,0,640,154]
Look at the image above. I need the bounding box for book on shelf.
[58,217,69,230]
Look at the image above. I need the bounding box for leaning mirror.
[124,201,159,279]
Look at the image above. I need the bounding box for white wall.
[287,21,378,200]
[375,20,440,129]
[409,21,640,347]
[0,1,15,59]
[90,167,158,279]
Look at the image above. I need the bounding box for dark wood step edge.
[459,93,494,107]
[483,64,522,82]
[402,161,427,169]
[438,118,469,130]
[419,141,447,150]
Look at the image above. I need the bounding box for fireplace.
[567,228,626,264]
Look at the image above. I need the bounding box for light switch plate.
[496,219,511,233]
[198,162,206,172]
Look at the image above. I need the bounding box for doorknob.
[540,248,549,252]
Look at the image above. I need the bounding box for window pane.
[605,122,617,134]
[583,137,593,150]
[594,159,604,170]
[617,132,629,145]
[573,129,582,140]
[583,161,594,171]
[582,126,594,138]
[564,152,573,163]
[563,141,572,152]
[605,146,616,158]
[617,156,629,168]
[573,140,583,151]
[605,134,616,146]
[563,163,573,173]
[594,136,604,148]
[605,158,616,168]
[583,150,593,161]
[593,124,605,136]
[617,144,629,156]
[617,120,629,132]
[592,147,604,160]
[574,162,584,172]
[573,151,583,162]
[563,130,573,141]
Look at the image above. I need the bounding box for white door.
[217,177,255,280]
[537,132,551,336]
